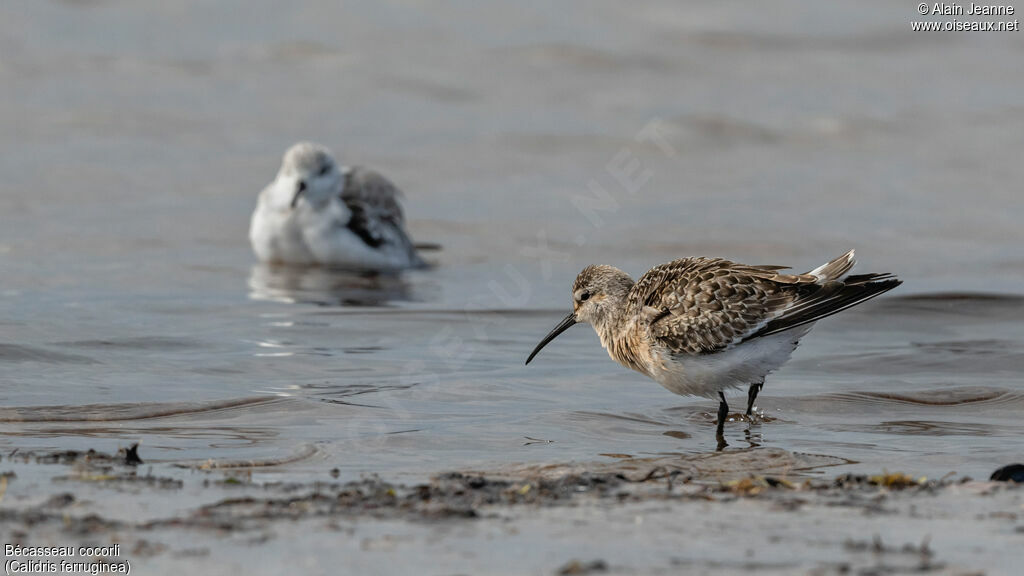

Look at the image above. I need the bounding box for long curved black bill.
[525,312,577,365]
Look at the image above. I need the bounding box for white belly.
[249,201,414,270]
[250,205,317,264]
[647,326,812,399]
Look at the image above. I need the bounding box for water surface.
[1,0,1023,483]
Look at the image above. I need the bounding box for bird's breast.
[597,325,654,377]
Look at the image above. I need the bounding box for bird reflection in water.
[248,264,416,307]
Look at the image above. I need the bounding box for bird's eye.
[579,291,591,302]
[319,165,331,176]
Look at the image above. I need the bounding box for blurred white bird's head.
[269,142,344,209]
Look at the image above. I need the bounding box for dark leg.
[716,391,729,449]
[746,381,764,416]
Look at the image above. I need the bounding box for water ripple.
[0,396,287,423]
[815,386,1024,408]
[0,344,97,365]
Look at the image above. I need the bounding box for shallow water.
[1,0,1023,485]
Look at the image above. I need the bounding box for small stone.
[990,464,1024,483]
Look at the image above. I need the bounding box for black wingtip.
[749,275,902,339]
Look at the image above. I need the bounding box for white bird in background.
[249,142,424,271]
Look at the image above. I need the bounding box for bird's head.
[272,142,343,209]
[525,264,634,365]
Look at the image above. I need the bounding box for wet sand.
[2,446,1021,575]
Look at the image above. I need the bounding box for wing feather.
[629,252,899,355]
[341,167,419,262]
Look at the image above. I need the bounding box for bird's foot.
[716,434,728,451]
[717,411,759,424]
